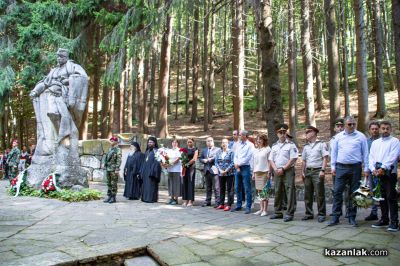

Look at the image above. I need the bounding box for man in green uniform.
[104,136,122,204]
[7,139,21,180]
[301,126,329,223]
[268,124,299,222]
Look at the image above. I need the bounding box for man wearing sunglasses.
[268,124,298,222]
[329,116,369,227]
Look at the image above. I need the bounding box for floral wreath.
[41,173,61,194]
[10,170,27,197]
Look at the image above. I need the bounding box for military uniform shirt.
[105,146,122,172]
[302,140,329,168]
[7,147,21,167]
[268,139,298,168]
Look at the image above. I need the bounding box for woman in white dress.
[252,134,271,216]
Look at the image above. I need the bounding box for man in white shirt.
[369,121,400,232]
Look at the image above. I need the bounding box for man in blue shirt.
[329,116,369,227]
[231,130,255,214]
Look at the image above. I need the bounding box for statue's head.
[56,48,69,66]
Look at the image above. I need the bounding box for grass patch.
[8,186,102,202]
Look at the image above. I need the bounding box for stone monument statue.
[27,48,89,189]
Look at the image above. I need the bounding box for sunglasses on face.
[347,123,356,126]
[277,131,286,134]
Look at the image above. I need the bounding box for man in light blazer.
[200,137,221,207]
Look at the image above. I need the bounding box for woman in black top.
[182,138,198,207]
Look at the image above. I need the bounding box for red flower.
[179,148,188,154]
[10,178,17,186]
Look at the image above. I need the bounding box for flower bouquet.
[155,147,170,164]
[352,179,375,208]
[41,173,60,194]
[179,148,190,176]
[258,178,272,201]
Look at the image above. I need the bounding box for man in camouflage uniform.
[7,140,21,180]
[104,136,122,204]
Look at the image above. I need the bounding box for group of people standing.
[0,140,35,180]
[104,116,399,232]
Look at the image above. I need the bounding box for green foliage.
[8,186,102,202]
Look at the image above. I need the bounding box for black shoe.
[365,214,378,221]
[231,207,242,212]
[202,202,211,207]
[318,216,326,223]
[284,216,293,222]
[283,207,287,211]
[108,196,116,204]
[348,217,358,227]
[387,223,399,232]
[270,214,283,219]
[328,216,339,226]
[301,216,313,221]
[103,196,111,203]
[371,220,389,228]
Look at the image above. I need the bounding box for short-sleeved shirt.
[302,140,329,168]
[268,139,298,168]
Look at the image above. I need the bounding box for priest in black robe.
[140,137,162,203]
[123,141,144,200]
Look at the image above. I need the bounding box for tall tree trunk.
[112,83,121,134]
[100,86,110,138]
[149,40,157,124]
[156,5,173,138]
[253,0,284,143]
[393,0,400,126]
[310,3,325,112]
[202,0,209,131]
[353,0,369,132]
[185,12,191,115]
[372,0,386,118]
[191,0,200,123]
[107,88,114,138]
[175,15,181,120]
[208,1,217,124]
[222,6,228,112]
[324,0,341,135]
[339,0,350,116]
[137,54,145,133]
[91,26,101,139]
[127,58,134,130]
[232,0,245,131]
[382,0,396,92]
[288,0,297,143]
[120,70,126,132]
[301,0,316,126]
[143,57,150,134]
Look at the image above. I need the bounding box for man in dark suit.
[200,137,221,207]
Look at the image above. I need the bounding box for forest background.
[1,0,400,150]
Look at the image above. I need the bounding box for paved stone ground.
[0,180,399,266]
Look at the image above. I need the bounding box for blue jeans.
[332,163,362,218]
[235,165,252,209]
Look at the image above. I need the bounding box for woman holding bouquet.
[165,138,182,205]
[182,138,198,207]
[252,134,271,216]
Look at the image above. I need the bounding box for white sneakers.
[254,210,268,216]
[254,210,263,215]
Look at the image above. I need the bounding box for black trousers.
[379,173,398,224]
[219,175,234,206]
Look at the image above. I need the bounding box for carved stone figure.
[27,48,89,189]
